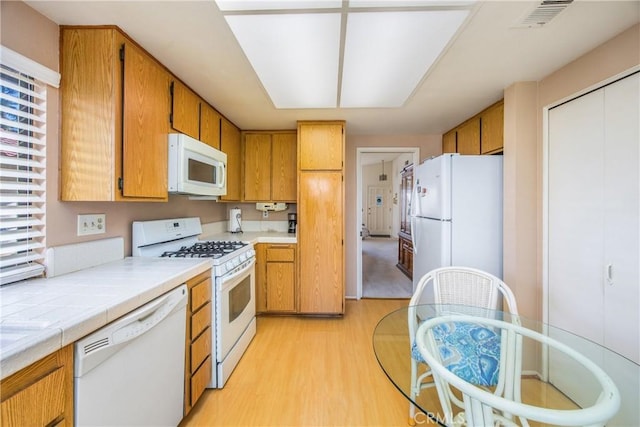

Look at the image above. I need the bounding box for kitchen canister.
[228,208,242,233]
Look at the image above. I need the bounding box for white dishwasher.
[75,284,187,426]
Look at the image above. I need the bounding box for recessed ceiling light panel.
[216,0,342,11]
[225,13,341,108]
[349,0,475,8]
[340,10,468,108]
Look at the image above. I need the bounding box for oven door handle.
[220,258,255,284]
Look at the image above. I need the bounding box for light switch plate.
[77,214,106,236]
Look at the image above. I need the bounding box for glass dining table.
[372,304,639,426]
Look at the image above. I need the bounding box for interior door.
[367,185,390,236]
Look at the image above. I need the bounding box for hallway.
[362,237,412,299]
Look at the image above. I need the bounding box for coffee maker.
[288,213,297,234]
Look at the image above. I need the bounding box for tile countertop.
[0,257,212,380]
[201,230,297,244]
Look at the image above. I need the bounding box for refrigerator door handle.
[410,182,419,254]
[410,216,418,255]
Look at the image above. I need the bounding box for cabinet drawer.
[191,302,211,340]
[191,356,212,407]
[191,278,211,312]
[191,326,211,373]
[1,367,65,426]
[266,247,295,262]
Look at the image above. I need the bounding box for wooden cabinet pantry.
[297,121,345,315]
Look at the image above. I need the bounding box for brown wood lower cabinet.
[0,345,74,427]
[397,233,413,280]
[266,245,296,312]
[256,243,297,313]
[184,271,212,415]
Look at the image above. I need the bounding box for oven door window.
[229,274,251,323]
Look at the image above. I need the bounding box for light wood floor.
[180,299,578,427]
[180,298,444,426]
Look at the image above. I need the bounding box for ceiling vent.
[514,0,574,28]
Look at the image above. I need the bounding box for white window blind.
[0,63,47,285]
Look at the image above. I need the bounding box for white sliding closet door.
[602,74,639,363]
[548,88,605,345]
[548,72,639,425]
[548,72,639,363]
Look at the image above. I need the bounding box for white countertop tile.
[0,257,212,379]
[201,230,297,244]
[0,326,62,379]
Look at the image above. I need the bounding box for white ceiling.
[25,0,640,135]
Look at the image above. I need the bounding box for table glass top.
[372,304,639,426]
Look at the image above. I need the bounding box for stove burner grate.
[159,241,247,259]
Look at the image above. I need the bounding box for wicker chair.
[407,266,522,426]
[416,314,620,426]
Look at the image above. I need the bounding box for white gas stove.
[132,217,256,388]
[132,217,255,277]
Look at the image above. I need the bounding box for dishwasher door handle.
[112,285,186,345]
[75,284,187,377]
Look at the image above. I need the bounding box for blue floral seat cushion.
[411,321,501,387]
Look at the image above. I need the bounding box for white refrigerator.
[410,153,503,299]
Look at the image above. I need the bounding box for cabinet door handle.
[605,263,614,286]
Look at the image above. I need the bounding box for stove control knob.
[239,253,247,262]
[226,261,234,271]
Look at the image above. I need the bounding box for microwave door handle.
[218,163,226,188]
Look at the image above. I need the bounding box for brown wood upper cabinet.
[170,80,200,140]
[60,27,170,201]
[298,123,343,170]
[442,99,504,155]
[171,80,221,150]
[220,118,242,202]
[456,118,481,155]
[243,131,296,202]
[442,130,457,153]
[200,103,222,150]
[480,100,504,154]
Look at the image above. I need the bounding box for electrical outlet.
[77,214,106,236]
[262,210,269,219]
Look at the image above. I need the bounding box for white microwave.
[168,133,227,197]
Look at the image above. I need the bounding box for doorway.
[356,148,419,299]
